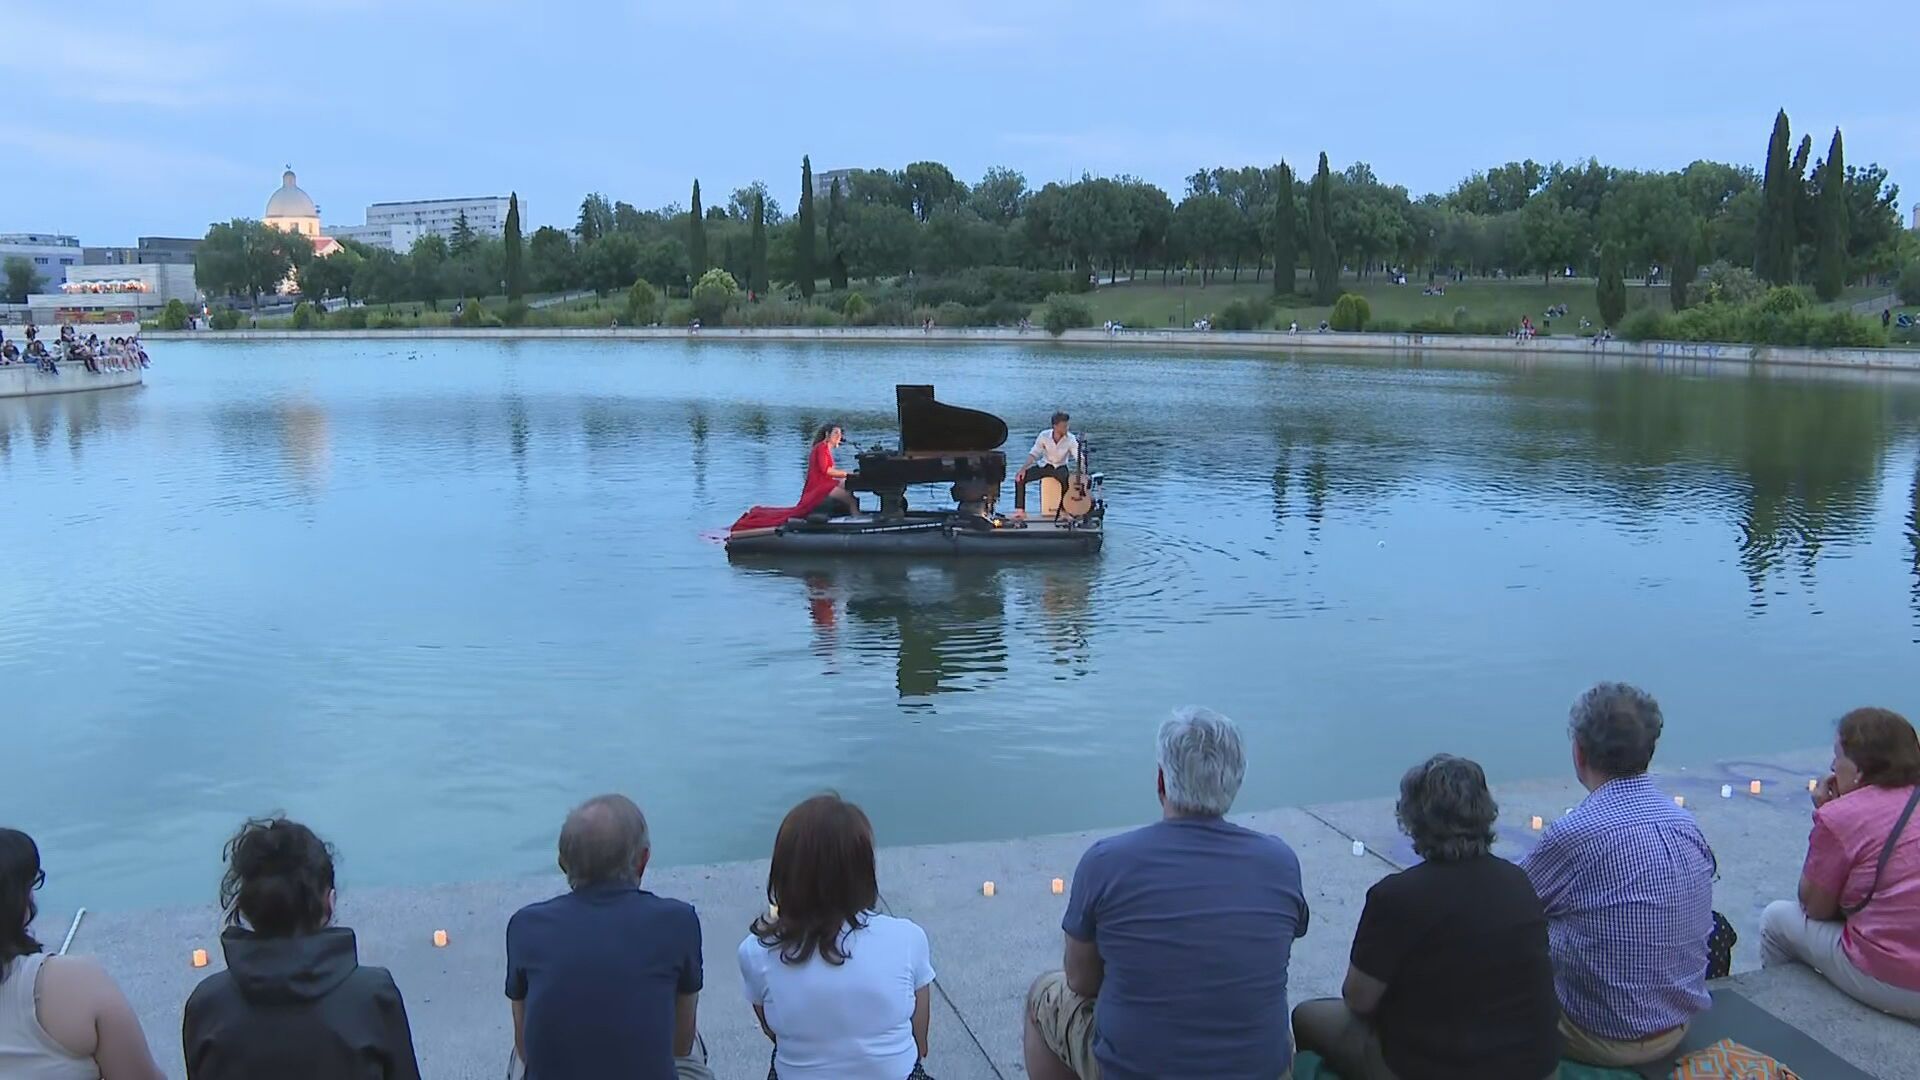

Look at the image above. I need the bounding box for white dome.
[265,169,318,219]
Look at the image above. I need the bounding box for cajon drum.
[1037,475,1065,516]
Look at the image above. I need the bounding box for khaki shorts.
[1029,971,1102,1080]
[1028,971,1292,1080]
[1557,1014,1685,1068]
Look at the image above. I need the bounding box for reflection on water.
[4,340,1920,907]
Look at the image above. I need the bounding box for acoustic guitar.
[1061,436,1095,517]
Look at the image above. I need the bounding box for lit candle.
[1749,780,1763,795]
[432,930,448,948]
[1051,878,1064,895]
[981,881,995,898]
[1529,815,1544,831]
[1720,784,1733,798]
[1674,795,1686,808]
[191,949,208,968]
[1808,778,1819,793]
[1350,840,1366,857]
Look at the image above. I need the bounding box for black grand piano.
[725,384,1104,558]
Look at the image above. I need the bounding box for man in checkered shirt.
[1520,683,1715,1068]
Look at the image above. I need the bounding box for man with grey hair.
[1520,683,1714,1068]
[1025,707,1309,1080]
[505,794,712,1080]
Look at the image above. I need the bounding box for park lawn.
[1064,275,1671,332]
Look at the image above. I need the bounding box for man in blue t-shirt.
[1024,708,1310,1080]
[506,794,713,1080]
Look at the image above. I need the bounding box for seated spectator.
[1024,707,1308,1080]
[0,828,166,1080]
[507,795,711,1080]
[1761,707,1920,1018]
[1294,755,1560,1080]
[1521,683,1714,1068]
[183,816,419,1080]
[738,794,934,1079]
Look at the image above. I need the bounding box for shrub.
[1451,305,1471,330]
[290,302,317,329]
[371,313,406,329]
[329,306,369,329]
[500,300,530,326]
[1702,262,1764,307]
[208,308,241,331]
[625,280,659,325]
[1898,261,1920,306]
[978,298,1029,326]
[1040,292,1092,336]
[1215,296,1273,331]
[158,299,189,331]
[841,291,869,320]
[1369,318,1406,334]
[1756,285,1810,316]
[691,269,739,324]
[1617,308,1671,342]
[451,298,502,327]
[1328,293,1372,331]
[933,301,972,327]
[664,301,696,327]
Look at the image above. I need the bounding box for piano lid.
[894,384,1008,453]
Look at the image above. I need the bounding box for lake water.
[5,338,1919,910]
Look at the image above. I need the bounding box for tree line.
[191,111,1911,321]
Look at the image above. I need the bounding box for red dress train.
[729,441,841,532]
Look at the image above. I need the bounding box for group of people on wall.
[0,325,148,374]
[2,691,1916,1079]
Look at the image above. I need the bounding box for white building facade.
[335,196,520,251]
[1,233,85,285]
[24,264,199,324]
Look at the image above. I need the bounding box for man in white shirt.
[1013,411,1078,520]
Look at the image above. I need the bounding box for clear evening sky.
[5,0,1909,242]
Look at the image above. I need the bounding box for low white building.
[24,264,199,325]
[334,196,520,251]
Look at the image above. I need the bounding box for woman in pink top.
[1761,707,1920,1018]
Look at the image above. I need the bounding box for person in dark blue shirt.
[1024,707,1310,1080]
[505,794,711,1080]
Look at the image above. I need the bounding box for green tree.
[1309,153,1339,304]
[528,226,577,293]
[689,180,708,279]
[296,248,360,304]
[826,178,849,290]
[409,233,450,310]
[748,192,769,296]
[1898,260,1920,306]
[796,157,816,299]
[575,193,613,242]
[1814,128,1847,301]
[1269,161,1297,296]
[158,298,189,330]
[450,211,476,256]
[503,192,526,301]
[1596,244,1627,327]
[196,219,313,306]
[1670,219,1707,311]
[969,166,1027,223]
[353,248,409,304]
[2,256,41,303]
[1172,194,1239,286]
[1756,110,1796,284]
[625,279,658,325]
[690,268,738,323]
[581,233,642,296]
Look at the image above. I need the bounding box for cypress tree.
[1756,110,1795,285]
[1670,219,1705,312]
[1596,244,1627,328]
[503,192,525,301]
[749,192,768,297]
[1814,128,1847,302]
[797,157,817,299]
[1309,152,1339,305]
[1270,161,1297,298]
[827,178,849,290]
[689,180,708,280]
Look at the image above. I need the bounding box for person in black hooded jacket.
[182,816,421,1080]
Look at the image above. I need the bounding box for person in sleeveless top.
[0,828,166,1080]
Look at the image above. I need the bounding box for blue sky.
[5,0,1910,242]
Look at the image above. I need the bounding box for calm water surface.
[5,339,1919,909]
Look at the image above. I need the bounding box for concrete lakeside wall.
[52,747,1918,1080]
[0,363,143,398]
[141,324,1920,373]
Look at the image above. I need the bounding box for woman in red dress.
[730,424,856,532]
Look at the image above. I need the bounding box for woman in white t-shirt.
[739,795,936,1080]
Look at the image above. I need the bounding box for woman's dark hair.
[751,794,878,967]
[1,829,45,978]
[811,423,842,445]
[1838,708,1920,788]
[219,816,337,937]
[1395,754,1499,862]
